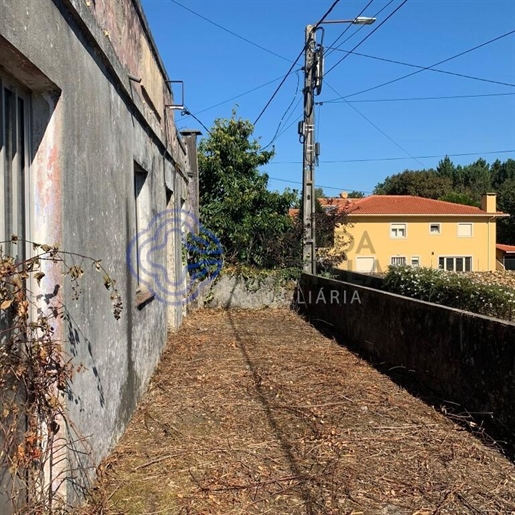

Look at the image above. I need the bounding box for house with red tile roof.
[320,193,508,273]
[496,244,515,270]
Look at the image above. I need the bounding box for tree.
[436,156,456,178]
[314,187,325,214]
[497,179,515,244]
[198,114,297,267]
[374,170,452,199]
[438,192,478,207]
[347,190,365,198]
[314,187,325,199]
[491,159,515,189]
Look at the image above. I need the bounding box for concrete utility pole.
[300,16,376,275]
[301,24,318,275]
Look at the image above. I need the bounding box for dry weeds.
[80,309,515,514]
[464,270,515,290]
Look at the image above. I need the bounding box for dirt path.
[85,309,515,514]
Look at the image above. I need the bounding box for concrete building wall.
[0,0,195,507]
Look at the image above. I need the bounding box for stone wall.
[198,274,296,310]
[299,273,515,433]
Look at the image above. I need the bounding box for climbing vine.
[0,235,122,514]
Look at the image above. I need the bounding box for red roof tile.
[496,244,515,253]
[320,195,506,217]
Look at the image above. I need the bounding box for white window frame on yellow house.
[354,256,376,273]
[390,256,407,266]
[457,222,473,238]
[438,256,473,272]
[390,223,407,239]
[411,256,420,267]
[429,223,441,235]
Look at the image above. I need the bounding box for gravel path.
[83,309,515,514]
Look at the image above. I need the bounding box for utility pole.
[301,24,323,275]
[300,16,375,275]
[301,24,317,275]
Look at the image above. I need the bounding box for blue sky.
[141,0,515,196]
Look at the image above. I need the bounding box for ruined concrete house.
[0,0,198,508]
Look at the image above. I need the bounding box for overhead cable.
[325,48,515,90]
[253,0,343,126]
[268,149,515,164]
[321,91,515,104]
[342,28,515,99]
[325,0,396,58]
[325,81,427,167]
[170,0,290,63]
[324,0,409,76]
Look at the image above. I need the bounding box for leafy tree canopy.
[374,169,452,199]
[314,187,325,199]
[347,190,366,199]
[497,179,515,244]
[198,114,297,267]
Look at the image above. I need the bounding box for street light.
[300,16,376,275]
[319,17,377,25]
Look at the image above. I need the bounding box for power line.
[252,51,305,127]
[325,81,427,167]
[324,0,409,77]
[325,48,515,89]
[314,0,343,30]
[274,110,303,142]
[168,0,305,126]
[253,0,343,126]
[195,74,289,115]
[343,28,515,99]
[181,109,212,136]
[325,0,396,58]
[268,176,373,194]
[169,0,290,63]
[262,71,301,149]
[268,149,515,164]
[326,0,375,55]
[321,92,515,104]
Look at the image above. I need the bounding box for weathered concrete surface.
[0,0,195,507]
[200,275,296,309]
[299,273,515,434]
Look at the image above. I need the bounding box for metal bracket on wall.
[165,80,185,110]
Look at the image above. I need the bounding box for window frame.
[457,222,473,238]
[354,256,376,273]
[438,256,473,272]
[429,223,441,235]
[411,256,420,267]
[134,162,155,308]
[390,256,407,266]
[0,71,31,263]
[390,223,407,239]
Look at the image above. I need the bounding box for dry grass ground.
[81,309,515,514]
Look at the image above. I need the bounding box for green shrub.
[383,266,515,321]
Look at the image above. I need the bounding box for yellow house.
[324,193,508,273]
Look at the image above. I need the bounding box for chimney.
[481,193,496,213]
[339,191,348,199]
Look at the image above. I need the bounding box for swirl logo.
[127,209,223,306]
